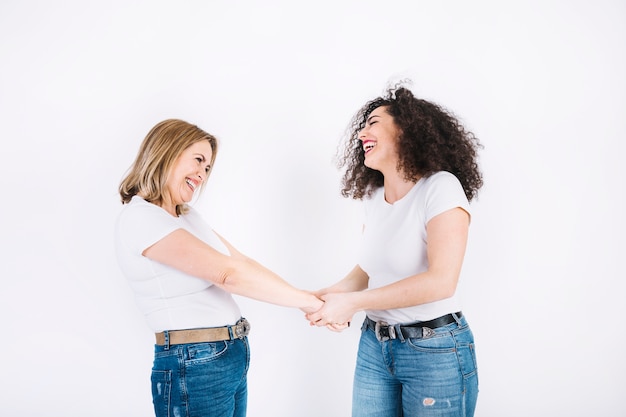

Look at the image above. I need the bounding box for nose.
[196,169,205,184]
[358,126,368,141]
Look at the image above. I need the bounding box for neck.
[383,172,418,204]
[141,193,177,217]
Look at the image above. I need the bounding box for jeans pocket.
[186,341,230,365]
[407,333,456,353]
[456,343,478,379]
[151,370,171,417]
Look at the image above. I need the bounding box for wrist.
[346,291,364,314]
[302,293,323,313]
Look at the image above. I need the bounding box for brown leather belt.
[155,318,251,346]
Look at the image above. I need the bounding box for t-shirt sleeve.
[424,172,471,223]
[116,201,181,256]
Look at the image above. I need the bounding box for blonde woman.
[116,119,322,417]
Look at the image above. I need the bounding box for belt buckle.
[422,326,435,338]
[234,318,251,339]
[374,320,395,342]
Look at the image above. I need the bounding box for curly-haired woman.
[307,83,483,417]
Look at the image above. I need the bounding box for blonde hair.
[119,119,218,215]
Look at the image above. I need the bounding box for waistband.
[365,312,462,342]
[155,318,251,346]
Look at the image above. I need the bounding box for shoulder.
[420,171,466,199]
[116,196,176,230]
[119,196,164,218]
[420,172,470,220]
[423,171,463,189]
[115,197,182,252]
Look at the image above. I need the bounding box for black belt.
[365,312,462,342]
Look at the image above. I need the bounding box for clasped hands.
[303,291,355,333]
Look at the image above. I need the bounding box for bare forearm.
[143,229,322,312]
[352,208,468,311]
[350,271,458,312]
[308,271,458,327]
[310,209,469,327]
[320,265,369,294]
[218,258,322,312]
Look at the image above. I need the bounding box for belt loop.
[163,330,170,350]
[227,325,234,341]
[395,324,406,342]
[452,312,462,326]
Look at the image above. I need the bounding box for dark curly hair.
[337,84,483,201]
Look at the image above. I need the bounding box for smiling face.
[358,106,401,174]
[162,140,214,216]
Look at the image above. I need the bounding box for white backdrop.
[1,1,624,416]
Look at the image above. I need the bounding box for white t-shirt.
[115,196,241,332]
[358,171,470,324]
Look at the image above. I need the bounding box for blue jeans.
[151,337,250,417]
[352,315,478,417]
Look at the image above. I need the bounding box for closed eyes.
[194,156,211,174]
[366,115,380,126]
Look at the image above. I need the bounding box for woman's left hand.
[306,292,357,328]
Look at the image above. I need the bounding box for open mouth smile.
[363,140,376,154]
[186,178,199,191]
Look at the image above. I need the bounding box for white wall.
[1,1,624,416]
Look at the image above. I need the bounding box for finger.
[326,322,349,332]
[325,323,342,332]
